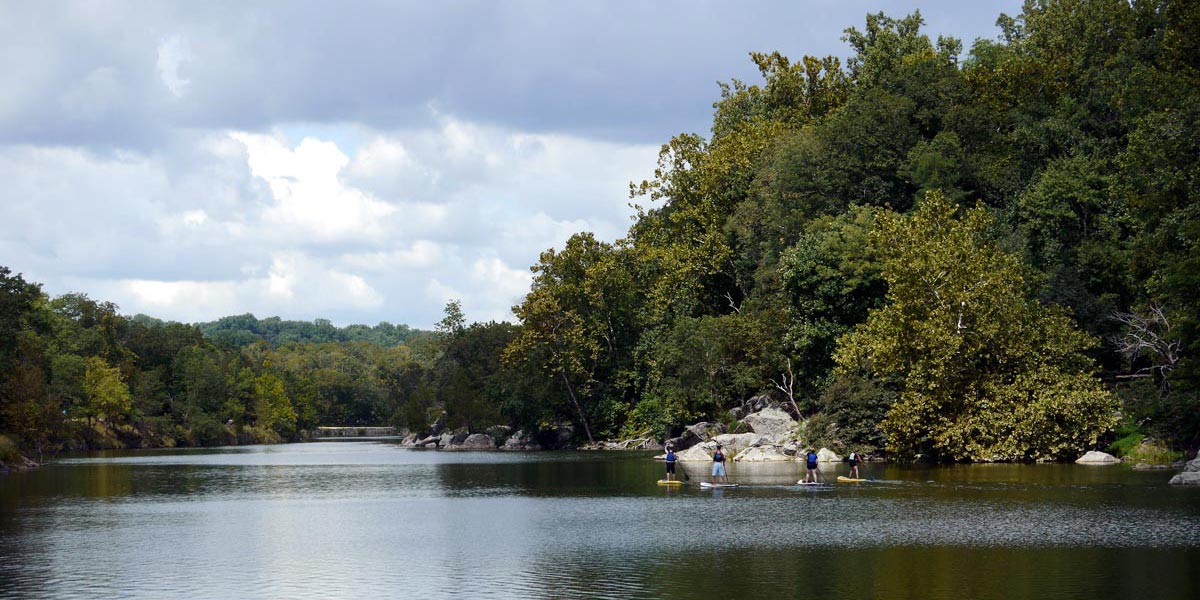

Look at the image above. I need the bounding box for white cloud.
[231,132,398,242]
[0,113,654,328]
[156,35,192,98]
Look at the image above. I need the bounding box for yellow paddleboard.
[837,476,866,483]
[657,479,684,486]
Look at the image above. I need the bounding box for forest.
[2,0,1198,464]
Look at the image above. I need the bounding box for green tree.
[82,356,132,428]
[835,192,1117,460]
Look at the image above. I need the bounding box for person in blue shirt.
[664,445,678,481]
[803,448,820,483]
[711,444,728,483]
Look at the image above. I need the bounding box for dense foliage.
[508,0,1200,457]
[3,1,1198,461]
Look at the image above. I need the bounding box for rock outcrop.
[500,429,542,451]
[743,408,798,442]
[665,422,726,452]
[817,448,841,462]
[1076,450,1120,464]
[449,433,496,450]
[676,433,763,461]
[734,441,799,462]
[1168,450,1200,485]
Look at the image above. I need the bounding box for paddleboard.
[796,481,827,486]
[699,482,739,489]
[657,479,684,486]
[837,476,867,483]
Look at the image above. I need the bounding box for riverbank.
[0,435,38,474]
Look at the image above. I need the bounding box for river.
[1,440,1198,599]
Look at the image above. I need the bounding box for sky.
[0,0,1023,328]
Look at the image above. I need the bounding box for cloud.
[156,35,192,97]
[0,1,1023,327]
[0,1,1020,149]
[230,132,398,242]
[0,115,653,327]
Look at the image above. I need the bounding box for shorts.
[665,462,676,474]
[807,463,818,471]
[712,462,726,477]
[848,460,858,467]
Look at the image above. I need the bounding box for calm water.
[1,440,1198,599]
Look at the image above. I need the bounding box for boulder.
[1168,450,1200,485]
[675,443,718,462]
[744,394,773,413]
[500,429,542,451]
[817,448,841,462]
[714,433,763,454]
[455,433,496,450]
[677,434,763,461]
[553,424,575,448]
[1076,450,1120,464]
[665,421,727,452]
[734,444,794,462]
[485,425,512,445]
[414,435,440,448]
[428,412,447,437]
[399,433,419,447]
[742,408,798,442]
[1169,471,1200,485]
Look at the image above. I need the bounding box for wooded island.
[2,1,1198,468]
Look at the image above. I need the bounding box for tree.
[83,356,132,428]
[834,191,1117,460]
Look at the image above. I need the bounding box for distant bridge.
[312,426,397,438]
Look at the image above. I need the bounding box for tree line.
[2,1,1198,462]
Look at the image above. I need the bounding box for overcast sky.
[0,0,1022,328]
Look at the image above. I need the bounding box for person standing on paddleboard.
[847,450,861,479]
[804,448,819,483]
[664,445,678,481]
[711,444,728,483]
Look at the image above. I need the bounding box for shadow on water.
[1,440,1198,599]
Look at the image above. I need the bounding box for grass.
[1108,425,1182,465]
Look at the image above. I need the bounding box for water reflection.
[0,441,1198,599]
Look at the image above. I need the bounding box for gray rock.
[454,433,496,449]
[817,448,841,462]
[501,429,542,451]
[428,412,447,437]
[1076,450,1120,464]
[729,407,745,420]
[1183,450,1200,472]
[554,424,575,447]
[715,433,763,452]
[665,421,727,452]
[674,433,764,461]
[676,442,718,462]
[1169,450,1200,485]
[1169,471,1200,485]
[485,425,512,444]
[742,408,799,442]
[745,394,772,413]
[414,435,440,448]
[734,444,794,462]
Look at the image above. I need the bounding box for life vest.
[666,450,676,463]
